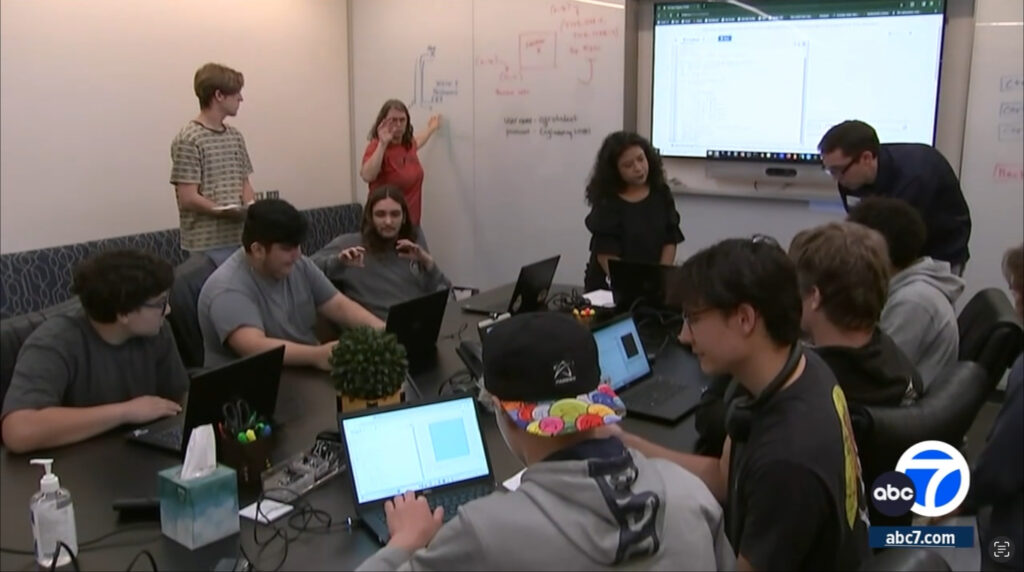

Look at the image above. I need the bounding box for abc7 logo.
[871,440,971,518]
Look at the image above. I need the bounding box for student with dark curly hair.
[1,250,188,453]
[847,196,964,387]
[583,131,684,292]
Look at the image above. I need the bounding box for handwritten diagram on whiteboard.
[411,45,461,110]
[471,0,625,286]
[351,0,625,289]
[957,0,1023,310]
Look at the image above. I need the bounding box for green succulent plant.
[329,326,408,401]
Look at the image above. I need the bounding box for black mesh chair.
[958,288,1023,393]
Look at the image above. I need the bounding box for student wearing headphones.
[606,237,870,570]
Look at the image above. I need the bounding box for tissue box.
[158,464,240,550]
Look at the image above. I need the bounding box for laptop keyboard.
[425,485,493,522]
[627,377,689,406]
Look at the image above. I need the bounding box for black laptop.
[386,288,450,374]
[607,259,677,312]
[126,346,285,454]
[460,255,560,316]
[339,393,496,544]
[592,314,700,423]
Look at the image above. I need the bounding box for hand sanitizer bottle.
[29,458,78,568]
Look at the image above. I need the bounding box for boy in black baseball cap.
[356,313,734,571]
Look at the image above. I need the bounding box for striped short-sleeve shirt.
[170,121,254,251]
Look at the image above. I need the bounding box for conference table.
[0,286,711,571]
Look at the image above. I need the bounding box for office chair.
[958,288,1023,392]
[850,361,990,525]
[166,253,217,369]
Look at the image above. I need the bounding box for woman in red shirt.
[360,99,440,226]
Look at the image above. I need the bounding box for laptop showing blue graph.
[592,314,700,423]
[339,394,496,544]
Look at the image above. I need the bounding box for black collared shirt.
[839,143,971,266]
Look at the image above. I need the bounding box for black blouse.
[583,185,684,291]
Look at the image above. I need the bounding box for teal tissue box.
[158,464,240,550]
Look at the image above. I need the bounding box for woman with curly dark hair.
[583,131,684,291]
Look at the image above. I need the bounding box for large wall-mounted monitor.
[651,0,947,164]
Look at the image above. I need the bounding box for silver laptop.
[339,394,496,544]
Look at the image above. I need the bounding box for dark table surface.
[0,286,711,571]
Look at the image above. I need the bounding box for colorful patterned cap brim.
[498,383,626,437]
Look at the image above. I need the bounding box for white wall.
[0,0,352,254]
[633,0,979,261]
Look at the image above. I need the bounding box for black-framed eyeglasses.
[141,297,169,311]
[682,306,714,330]
[822,158,857,178]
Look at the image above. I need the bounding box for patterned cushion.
[0,203,363,319]
[302,203,363,255]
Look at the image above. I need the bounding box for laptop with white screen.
[339,394,496,544]
[593,314,700,423]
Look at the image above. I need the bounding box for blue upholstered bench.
[0,203,363,319]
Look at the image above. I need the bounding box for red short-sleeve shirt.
[362,139,425,225]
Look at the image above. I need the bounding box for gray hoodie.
[881,257,964,389]
[356,439,734,571]
[310,229,450,320]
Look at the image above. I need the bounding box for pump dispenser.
[29,458,78,568]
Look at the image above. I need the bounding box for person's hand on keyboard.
[384,490,445,552]
[120,395,182,424]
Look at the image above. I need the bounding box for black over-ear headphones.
[724,342,804,444]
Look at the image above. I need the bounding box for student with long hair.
[360,99,440,226]
[584,131,684,292]
[312,186,450,320]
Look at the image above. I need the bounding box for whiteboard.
[350,0,626,290]
[958,0,1024,304]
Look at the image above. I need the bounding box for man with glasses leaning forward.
[1,250,188,453]
[818,120,971,276]
[605,236,870,571]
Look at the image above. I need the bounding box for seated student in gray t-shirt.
[198,198,384,370]
[311,185,451,321]
[1,250,188,454]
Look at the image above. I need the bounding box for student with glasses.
[818,120,971,275]
[1,250,188,453]
[604,236,870,571]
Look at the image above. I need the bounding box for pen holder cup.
[218,434,273,489]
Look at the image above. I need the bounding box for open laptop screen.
[341,396,490,504]
[593,316,651,390]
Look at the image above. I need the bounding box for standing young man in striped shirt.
[170,63,256,265]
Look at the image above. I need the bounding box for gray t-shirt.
[198,248,338,367]
[310,230,451,320]
[1,311,188,418]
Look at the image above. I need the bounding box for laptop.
[127,346,285,454]
[460,256,560,316]
[607,259,677,312]
[386,288,450,374]
[592,314,700,423]
[339,393,496,544]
